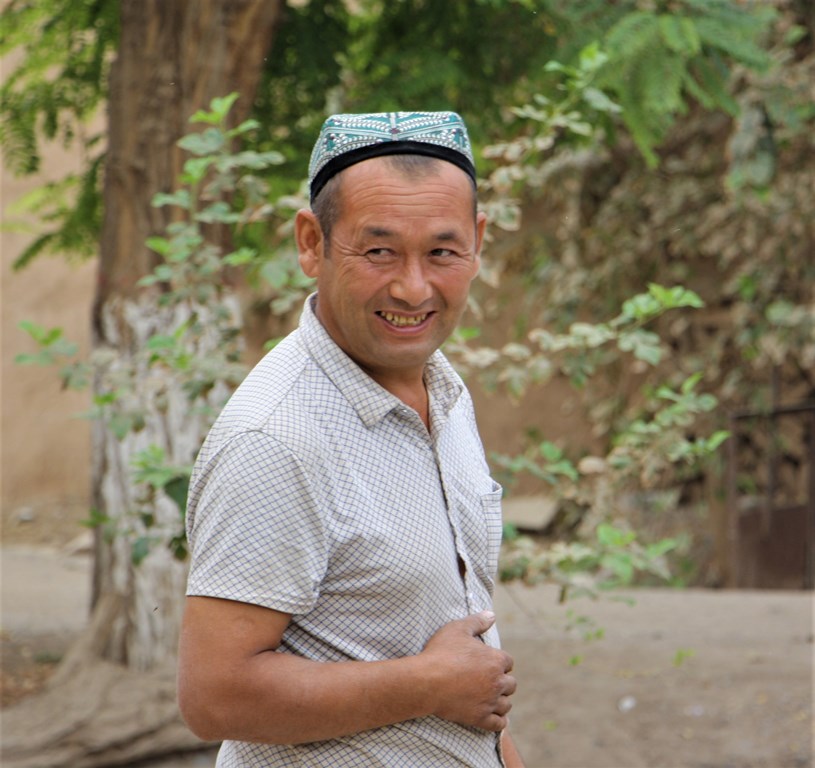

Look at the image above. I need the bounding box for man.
[178,111,525,767]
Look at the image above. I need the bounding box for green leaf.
[131,536,151,566]
[177,127,225,156]
[597,523,635,548]
[539,441,563,462]
[19,319,58,345]
[109,413,134,440]
[226,118,260,138]
[196,201,241,224]
[181,156,214,183]
[145,334,176,350]
[621,292,662,321]
[582,87,622,115]
[146,236,171,257]
[569,322,614,347]
[646,538,678,558]
[223,247,257,266]
[679,372,702,394]
[151,264,174,282]
[578,41,609,73]
[502,522,520,542]
[690,55,739,116]
[543,61,578,77]
[648,283,704,309]
[605,11,660,59]
[618,329,663,365]
[15,351,50,365]
[706,430,731,451]
[601,553,634,583]
[766,300,796,326]
[80,508,110,530]
[545,460,579,481]
[189,92,240,125]
[261,257,292,290]
[673,648,695,667]
[152,190,191,210]
[694,16,771,71]
[226,150,286,169]
[164,476,190,513]
[658,15,701,56]
[208,92,241,122]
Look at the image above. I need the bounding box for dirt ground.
[1,511,813,768]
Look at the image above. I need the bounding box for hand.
[421,611,516,732]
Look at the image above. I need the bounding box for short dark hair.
[311,155,478,242]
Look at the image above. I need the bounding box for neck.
[365,366,430,429]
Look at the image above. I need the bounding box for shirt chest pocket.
[455,480,504,586]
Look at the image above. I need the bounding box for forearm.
[183,649,438,744]
[501,729,526,768]
[178,598,514,745]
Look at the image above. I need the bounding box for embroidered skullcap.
[308,111,476,203]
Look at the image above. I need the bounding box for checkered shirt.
[186,295,505,767]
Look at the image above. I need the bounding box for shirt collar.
[299,293,464,428]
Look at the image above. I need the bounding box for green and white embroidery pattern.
[308,111,474,190]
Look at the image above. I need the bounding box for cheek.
[340,262,391,296]
[436,266,477,299]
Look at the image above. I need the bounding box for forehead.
[335,157,476,223]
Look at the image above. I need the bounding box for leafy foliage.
[500,520,678,601]
[15,92,717,594]
[540,0,776,166]
[0,0,117,172]
[1,0,116,265]
[455,3,814,591]
[16,95,292,563]
[1,0,779,262]
[7,1,813,594]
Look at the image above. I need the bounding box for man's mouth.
[377,311,430,328]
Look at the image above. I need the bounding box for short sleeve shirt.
[186,295,505,767]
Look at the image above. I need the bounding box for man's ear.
[295,209,324,278]
[473,210,487,273]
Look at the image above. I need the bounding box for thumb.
[465,610,496,637]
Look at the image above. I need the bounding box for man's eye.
[430,248,456,259]
[366,248,395,262]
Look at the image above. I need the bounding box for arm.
[501,729,527,768]
[178,596,516,745]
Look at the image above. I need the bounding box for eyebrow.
[363,226,395,238]
[362,226,466,244]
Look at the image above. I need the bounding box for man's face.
[298,157,485,387]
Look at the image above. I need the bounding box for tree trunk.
[1,2,284,765]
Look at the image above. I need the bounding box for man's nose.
[390,258,432,306]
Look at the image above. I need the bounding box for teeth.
[381,312,428,327]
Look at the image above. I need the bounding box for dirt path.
[1,542,813,768]
[496,582,813,767]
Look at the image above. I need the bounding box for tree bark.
[1,2,284,766]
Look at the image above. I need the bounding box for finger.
[465,610,496,637]
[501,674,517,697]
[494,695,513,717]
[479,711,509,732]
[502,652,514,673]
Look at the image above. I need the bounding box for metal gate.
[726,399,815,589]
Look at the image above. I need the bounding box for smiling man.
[178,112,525,767]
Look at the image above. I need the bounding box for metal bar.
[806,408,815,590]
[731,402,815,421]
[726,414,740,588]
[764,368,780,538]
[726,396,815,589]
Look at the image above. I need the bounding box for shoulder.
[209,333,309,433]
